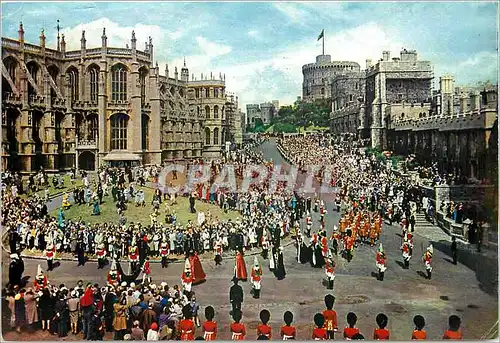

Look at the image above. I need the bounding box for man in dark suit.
[229,278,243,314]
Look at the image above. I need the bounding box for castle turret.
[60,34,66,53]
[101,28,107,47]
[80,30,86,50]
[18,22,24,42]
[181,57,189,82]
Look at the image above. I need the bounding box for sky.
[1,1,498,110]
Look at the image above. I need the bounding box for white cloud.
[273,3,307,23]
[59,17,167,52]
[195,36,231,57]
[247,29,259,38]
[436,51,498,86]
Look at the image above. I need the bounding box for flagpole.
[322,30,325,55]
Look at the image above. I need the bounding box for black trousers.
[161,256,168,268]
[47,259,53,271]
[231,302,242,313]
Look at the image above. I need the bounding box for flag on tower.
[317,29,324,41]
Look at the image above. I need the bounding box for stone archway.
[78,151,96,171]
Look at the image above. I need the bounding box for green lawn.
[49,187,239,227]
[22,174,83,199]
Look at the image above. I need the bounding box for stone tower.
[181,58,189,82]
[439,74,454,116]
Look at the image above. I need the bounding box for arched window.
[139,67,148,105]
[195,88,199,98]
[26,61,39,98]
[321,88,325,95]
[89,67,99,102]
[197,106,200,116]
[205,88,209,98]
[111,64,127,101]
[142,113,149,150]
[67,67,79,102]
[213,127,219,145]
[47,66,59,99]
[205,127,211,145]
[205,105,210,119]
[87,113,98,141]
[110,113,128,150]
[213,105,219,119]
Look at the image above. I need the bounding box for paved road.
[3,140,498,340]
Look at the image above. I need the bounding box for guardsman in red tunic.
[178,304,196,340]
[343,312,360,340]
[376,244,387,281]
[323,294,338,339]
[181,259,194,299]
[34,265,48,292]
[230,309,246,341]
[142,257,151,284]
[257,309,272,339]
[411,315,427,340]
[214,239,223,265]
[312,313,328,340]
[202,306,217,341]
[261,235,269,260]
[325,259,336,290]
[45,243,56,271]
[306,212,313,236]
[96,243,106,269]
[320,201,327,224]
[321,234,329,258]
[423,244,433,279]
[373,313,390,340]
[280,311,296,340]
[160,240,169,268]
[129,243,139,271]
[442,315,462,340]
[107,260,121,286]
[251,257,263,299]
[401,238,412,269]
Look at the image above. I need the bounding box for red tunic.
[230,322,246,340]
[45,247,55,260]
[178,319,195,340]
[160,243,169,256]
[322,309,338,332]
[312,327,328,340]
[129,247,138,261]
[143,261,151,275]
[257,324,272,339]
[34,276,48,292]
[202,320,217,341]
[442,330,462,340]
[251,267,262,282]
[189,253,207,284]
[374,328,390,340]
[411,330,427,340]
[344,327,360,340]
[280,325,296,340]
[235,252,248,281]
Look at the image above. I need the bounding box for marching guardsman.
[325,258,336,290]
[129,242,139,271]
[142,257,151,284]
[400,216,408,244]
[401,238,411,269]
[257,309,272,339]
[306,212,313,236]
[343,230,354,263]
[320,201,327,224]
[34,265,48,292]
[423,244,433,279]
[321,233,329,258]
[107,260,121,286]
[330,226,340,256]
[96,243,107,269]
[314,196,320,212]
[376,244,387,281]
[45,242,56,271]
[261,235,269,260]
[251,256,263,299]
[202,306,218,340]
[160,239,169,268]
[214,238,223,266]
[181,259,194,299]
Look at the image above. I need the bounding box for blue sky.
[2,1,498,109]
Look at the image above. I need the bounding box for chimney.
[18,22,25,42]
[382,51,390,61]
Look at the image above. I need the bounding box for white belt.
[232,332,243,340]
[283,335,294,340]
